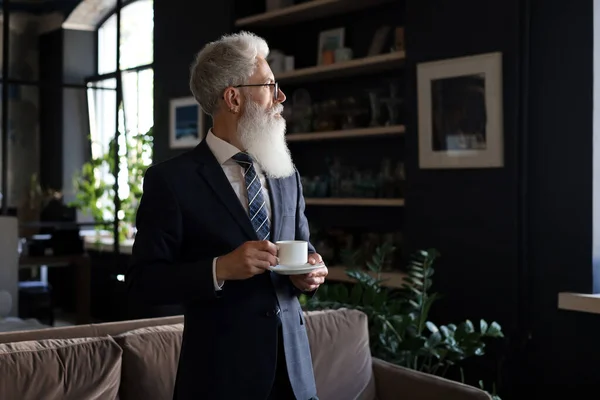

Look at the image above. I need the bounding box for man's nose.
[276,87,286,104]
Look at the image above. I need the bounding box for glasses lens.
[274,82,279,100]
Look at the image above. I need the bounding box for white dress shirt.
[205,130,272,290]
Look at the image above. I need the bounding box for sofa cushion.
[0,336,122,400]
[113,323,183,400]
[304,308,376,400]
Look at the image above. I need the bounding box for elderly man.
[127,31,328,400]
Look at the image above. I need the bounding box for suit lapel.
[267,177,284,242]
[193,141,257,240]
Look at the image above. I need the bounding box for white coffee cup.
[276,240,308,266]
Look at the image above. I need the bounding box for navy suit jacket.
[127,140,318,400]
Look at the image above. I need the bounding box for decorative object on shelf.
[317,27,345,65]
[303,247,504,400]
[284,55,295,71]
[368,25,392,56]
[367,88,383,127]
[312,99,339,131]
[339,96,362,129]
[301,157,404,199]
[380,79,403,126]
[393,27,405,52]
[417,52,503,169]
[266,49,287,74]
[289,88,313,133]
[334,47,353,63]
[169,96,204,149]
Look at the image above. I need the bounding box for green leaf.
[426,331,443,348]
[464,320,474,333]
[486,321,503,337]
[426,321,438,333]
[480,319,488,334]
[439,325,452,338]
[366,261,379,272]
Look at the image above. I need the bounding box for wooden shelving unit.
[233,0,406,286]
[276,52,405,84]
[235,0,396,28]
[305,198,404,206]
[327,266,407,289]
[286,125,405,142]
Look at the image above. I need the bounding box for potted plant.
[70,126,153,244]
[303,243,503,399]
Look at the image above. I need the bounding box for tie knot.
[232,152,253,169]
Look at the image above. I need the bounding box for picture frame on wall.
[317,27,345,65]
[169,96,204,149]
[417,52,503,169]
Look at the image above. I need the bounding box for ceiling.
[0,0,82,15]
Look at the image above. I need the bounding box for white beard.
[237,99,295,179]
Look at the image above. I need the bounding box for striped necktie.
[232,152,270,241]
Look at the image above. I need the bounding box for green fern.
[306,245,504,398]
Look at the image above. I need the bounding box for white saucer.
[269,262,325,275]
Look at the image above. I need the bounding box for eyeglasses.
[234,82,280,101]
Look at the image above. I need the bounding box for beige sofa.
[0,308,491,400]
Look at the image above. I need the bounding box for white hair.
[189,31,270,116]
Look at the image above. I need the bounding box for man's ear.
[223,87,241,113]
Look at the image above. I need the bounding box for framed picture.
[417,52,503,169]
[169,96,204,149]
[317,27,345,65]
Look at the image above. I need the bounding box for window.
[84,0,153,239]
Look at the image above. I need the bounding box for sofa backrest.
[304,308,376,400]
[0,310,376,400]
[113,323,184,400]
[0,335,123,399]
[0,315,184,344]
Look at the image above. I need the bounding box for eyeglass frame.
[233,82,280,101]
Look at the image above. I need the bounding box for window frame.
[86,0,154,253]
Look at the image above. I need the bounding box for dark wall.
[39,30,63,190]
[404,0,523,392]
[404,0,522,337]
[405,0,600,395]
[151,0,600,395]
[153,0,234,164]
[39,28,95,193]
[526,0,600,390]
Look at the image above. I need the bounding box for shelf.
[287,125,405,142]
[304,198,404,206]
[558,292,600,315]
[235,0,396,28]
[327,266,407,289]
[277,51,405,85]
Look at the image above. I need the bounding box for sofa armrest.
[372,358,492,400]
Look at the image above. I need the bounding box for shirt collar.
[205,129,241,165]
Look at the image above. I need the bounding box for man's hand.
[290,253,328,292]
[216,240,278,281]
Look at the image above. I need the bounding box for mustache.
[270,104,283,115]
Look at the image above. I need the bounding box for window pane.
[98,14,117,75]
[85,79,117,222]
[120,0,154,69]
[122,68,154,138]
[121,68,153,230]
